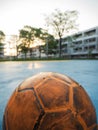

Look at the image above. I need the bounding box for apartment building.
[61,26,98,58]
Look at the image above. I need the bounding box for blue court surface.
[0,60,98,129]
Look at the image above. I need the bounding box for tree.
[18,25,58,59]
[37,30,58,58]
[44,34,58,56]
[34,28,46,58]
[45,9,78,58]
[65,36,76,58]
[19,25,35,46]
[17,42,29,59]
[19,26,36,58]
[0,31,5,42]
[19,26,46,58]
[29,28,51,58]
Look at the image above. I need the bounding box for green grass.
[0,57,97,62]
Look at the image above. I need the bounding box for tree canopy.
[18,26,53,58]
[43,34,58,55]
[45,9,78,57]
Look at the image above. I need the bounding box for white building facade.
[61,26,98,58]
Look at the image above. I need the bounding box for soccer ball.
[3,72,97,130]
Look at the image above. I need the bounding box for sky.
[0,0,98,35]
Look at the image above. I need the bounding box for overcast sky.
[0,0,98,35]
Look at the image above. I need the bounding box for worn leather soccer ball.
[3,72,97,130]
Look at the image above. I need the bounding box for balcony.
[84,42,96,47]
[83,35,98,40]
[84,29,96,37]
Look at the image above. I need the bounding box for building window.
[89,38,96,42]
[84,38,96,44]
[74,47,82,52]
[89,45,96,50]
[84,45,96,51]
[74,40,82,45]
[74,34,82,39]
